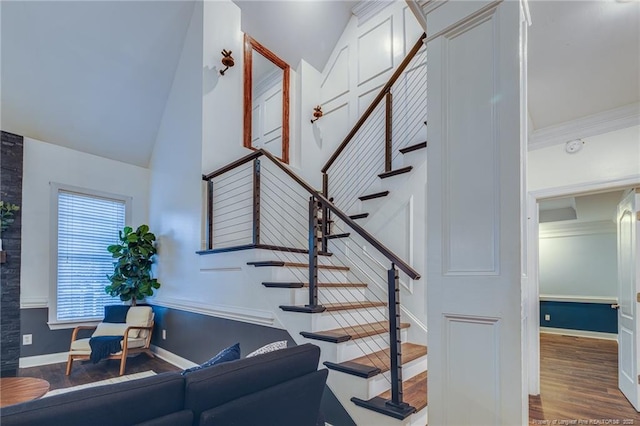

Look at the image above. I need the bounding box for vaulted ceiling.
[1,1,638,167]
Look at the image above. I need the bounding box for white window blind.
[57,190,126,321]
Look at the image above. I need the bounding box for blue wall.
[540,301,617,333]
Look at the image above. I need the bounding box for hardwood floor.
[15,333,640,423]
[530,333,640,423]
[18,355,179,392]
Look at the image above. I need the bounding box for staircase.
[201,33,428,425]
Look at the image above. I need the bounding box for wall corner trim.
[151,345,198,369]
[151,297,276,327]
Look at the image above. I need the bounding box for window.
[50,184,131,324]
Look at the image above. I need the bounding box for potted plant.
[0,200,20,251]
[106,224,161,305]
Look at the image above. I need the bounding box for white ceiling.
[233,0,358,71]
[528,0,640,130]
[1,0,195,167]
[1,1,638,167]
[539,190,625,224]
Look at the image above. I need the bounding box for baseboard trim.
[150,345,197,369]
[540,327,617,341]
[19,352,69,368]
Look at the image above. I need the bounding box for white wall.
[148,1,204,304]
[539,225,617,299]
[528,125,640,192]
[302,1,424,178]
[201,0,245,174]
[20,137,150,308]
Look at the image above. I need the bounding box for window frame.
[48,183,132,329]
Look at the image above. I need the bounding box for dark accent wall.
[1,131,24,377]
[150,305,355,426]
[20,308,78,356]
[540,301,617,333]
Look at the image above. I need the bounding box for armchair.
[65,306,155,376]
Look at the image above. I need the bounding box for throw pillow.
[245,340,287,358]
[103,305,130,323]
[181,342,241,375]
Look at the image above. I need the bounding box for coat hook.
[310,105,323,124]
[220,49,235,76]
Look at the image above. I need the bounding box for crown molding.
[529,102,640,151]
[539,220,615,239]
[352,0,394,26]
[419,0,448,15]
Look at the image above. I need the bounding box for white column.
[425,1,526,424]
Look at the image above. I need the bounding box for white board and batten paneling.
[316,1,424,169]
[425,1,526,424]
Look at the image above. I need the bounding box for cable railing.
[201,148,419,415]
[321,33,426,214]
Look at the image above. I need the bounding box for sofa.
[1,343,328,426]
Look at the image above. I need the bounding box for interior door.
[617,188,640,411]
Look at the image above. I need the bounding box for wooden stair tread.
[379,370,428,412]
[399,141,427,154]
[350,343,426,373]
[358,191,389,201]
[284,262,349,271]
[322,301,386,311]
[378,166,413,179]
[248,261,349,271]
[349,213,369,220]
[302,321,410,343]
[262,282,367,289]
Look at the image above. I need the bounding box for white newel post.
[426,1,527,425]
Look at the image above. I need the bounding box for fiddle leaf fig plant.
[0,201,20,233]
[106,224,161,305]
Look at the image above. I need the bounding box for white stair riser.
[365,355,428,397]
[309,306,388,331]
[326,354,427,400]
[334,328,409,362]
[294,287,367,305]
[271,267,351,283]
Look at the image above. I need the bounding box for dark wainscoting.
[20,308,76,357]
[150,304,356,426]
[540,300,617,333]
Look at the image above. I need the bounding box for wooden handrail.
[204,149,421,280]
[202,150,263,180]
[321,33,426,173]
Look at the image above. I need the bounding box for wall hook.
[220,49,235,76]
[310,105,323,124]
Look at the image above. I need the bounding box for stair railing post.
[321,173,329,254]
[252,158,261,245]
[386,263,410,411]
[384,88,393,172]
[307,196,319,308]
[206,178,213,250]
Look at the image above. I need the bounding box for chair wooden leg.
[66,356,73,376]
[119,355,127,376]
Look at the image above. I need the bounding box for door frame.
[526,175,640,395]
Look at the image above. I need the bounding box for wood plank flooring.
[350,342,427,373]
[380,370,428,412]
[17,332,640,424]
[18,355,179,392]
[530,333,640,423]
